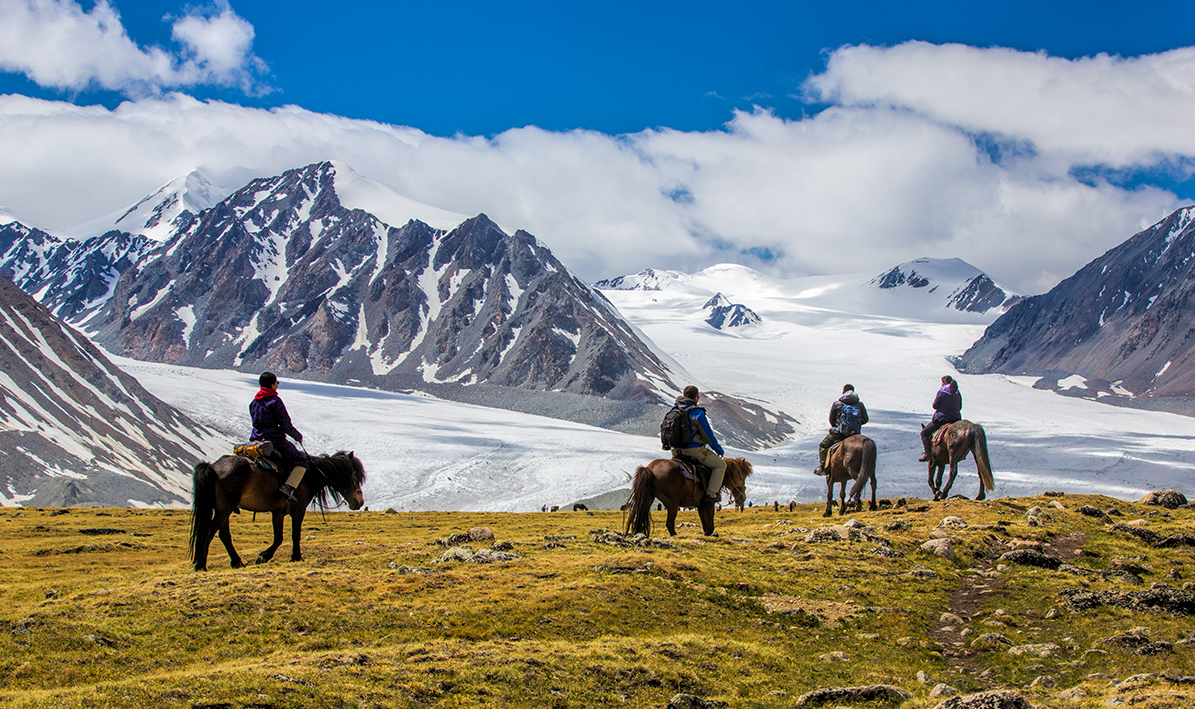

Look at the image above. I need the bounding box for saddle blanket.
[233,441,279,473]
[672,454,709,487]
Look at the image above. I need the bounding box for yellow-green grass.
[0,494,1192,708]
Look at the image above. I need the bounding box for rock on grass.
[931,689,1031,709]
[795,684,913,706]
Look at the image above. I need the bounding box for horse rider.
[671,385,726,505]
[814,384,869,475]
[250,371,309,501]
[919,375,962,461]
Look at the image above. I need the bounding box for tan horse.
[624,457,753,536]
[823,434,878,517]
[189,451,366,571]
[927,420,994,501]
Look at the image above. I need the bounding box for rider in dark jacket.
[671,385,726,505]
[250,371,308,501]
[919,375,962,461]
[815,384,869,475]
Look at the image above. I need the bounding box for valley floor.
[2,495,1193,708]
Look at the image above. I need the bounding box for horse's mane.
[307,451,365,510]
[724,457,753,486]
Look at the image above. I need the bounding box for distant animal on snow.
[926,420,994,501]
[823,434,878,517]
[190,450,366,571]
[550,505,559,512]
[624,457,753,536]
[573,503,588,511]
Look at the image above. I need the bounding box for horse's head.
[317,451,366,511]
[342,451,366,510]
[724,457,752,509]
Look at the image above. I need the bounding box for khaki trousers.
[673,446,726,498]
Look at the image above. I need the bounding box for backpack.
[837,403,862,435]
[660,405,695,450]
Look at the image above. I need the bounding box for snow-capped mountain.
[56,167,250,242]
[958,206,1195,402]
[593,268,687,291]
[0,276,228,507]
[0,161,795,449]
[703,293,761,329]
[867,258,1022,316]
[0,220,152,323]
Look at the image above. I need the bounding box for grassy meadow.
[1,494,1193,708]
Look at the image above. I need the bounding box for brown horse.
[624,457,753,537]
[189,451,366,571]
[927,420,994,501]
[823,434,878,517]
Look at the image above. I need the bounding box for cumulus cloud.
[807,41,1195,167]
[0,41,1192,294]
[0,0,267,95]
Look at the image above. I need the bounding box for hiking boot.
[279,484,298,502]
[702,493,719,505]
[813,466,825,476]
[918,453,929,462]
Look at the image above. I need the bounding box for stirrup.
[279,484,298,502]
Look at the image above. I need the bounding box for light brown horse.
[624,457,753,536]
[927,420,994,501]
[823,434,878,517]
[189,451,366,571]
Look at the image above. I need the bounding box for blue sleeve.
[693,409,724,456]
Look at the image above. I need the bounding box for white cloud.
[807,41,1195,167]
[1,41,1192,295]
[0,0,267,95]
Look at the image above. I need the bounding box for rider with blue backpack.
[662,385,727,505]
[814,384,869,476]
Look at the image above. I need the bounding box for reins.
[300,442,343,521]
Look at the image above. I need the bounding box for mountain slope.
[0,276,227,506]
[0,220,152,323]
[957,206,1195,400]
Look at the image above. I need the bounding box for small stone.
[667,693,728,709]
[917,670,932,684]
[940,612,965,625]
[818,651,849,662]
[1050,500,1067,509]
[930,683,959,698]
[971,633,1013,649]
[1029,675,1056,688]
[921,538,957,562]
[1057,686,1088,700]
[843,518,866,528]
[939,516,968,528]
[1009,643,1061,658]
[931,689,1031,708]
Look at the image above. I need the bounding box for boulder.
[468,527,495,541]
[938,516,968,528]
[999,549,1062,570]
[931,689,1031,709]
[668,694,728,709]
[1139,490,1188,509]
[1008,643,1060,657]
[921,538,957,562]
[795,684,913,706]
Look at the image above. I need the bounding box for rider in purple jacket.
[919,375,962,461]
[250,371,308,501]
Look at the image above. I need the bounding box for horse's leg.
[838,480,847,516]
[698,502,715,536]
[256,510,285,564]
[214,510,243,569]
[941,460,960,499]
[823,475,834,517]
[868,474,877,511]
[665,504,679,537]
[289,507,306,562]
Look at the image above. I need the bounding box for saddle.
[672,451,712,491]
[233,440,280,474]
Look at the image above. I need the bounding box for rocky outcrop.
[958,206,1195,402]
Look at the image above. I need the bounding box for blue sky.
[6,0,1195,137]
[2,0,1195,291]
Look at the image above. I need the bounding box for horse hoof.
[230,560,244,569]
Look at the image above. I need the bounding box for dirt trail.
[927,531,1085,686]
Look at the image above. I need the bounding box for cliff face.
[958,207,1195,399]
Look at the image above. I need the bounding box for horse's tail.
[847,438,878,500]
[973,425,995,491]
[623,466,654,537]
[189,461,218,568]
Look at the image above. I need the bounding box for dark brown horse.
[927,420,994,501]
[624,457,753,537]
[189,451,366,571]
[823,434,878,517]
